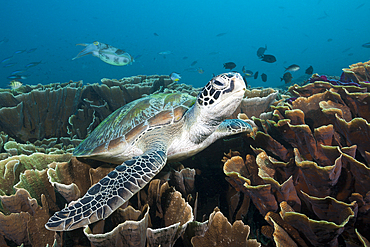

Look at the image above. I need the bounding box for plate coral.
[1,63,370,246]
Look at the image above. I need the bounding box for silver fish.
[1,56,13,63]
[9,80,23,89]
[11,70,26,75]
[27,48,37,53]
[158,51,172,55]
[285,64,300,72]
[170,72,181,81]
[73,41,134,66]
[14,49,26,55]
[0,37,9,45]
[25,61,42,68]
[3,63,16,68]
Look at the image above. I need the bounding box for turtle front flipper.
[216,119,255,136]
[45,147,167,231]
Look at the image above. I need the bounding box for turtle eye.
[211,79,228,90]
[213,80,223,86]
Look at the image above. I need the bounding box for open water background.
[1,0,369,88]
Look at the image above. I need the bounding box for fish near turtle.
[257,45,267,58]
[285,64,300,72]
[281,72,293,84]
[305,65,314,74]
[45,72,255,231]
[261,73,267,82]
[260,54,276,63]
[223,62,236,70]
[73,41,134,66]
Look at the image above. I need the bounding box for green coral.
[0,153,71,197]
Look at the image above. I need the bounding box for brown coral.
[341,60,370,82]
[191,208,260,247]
[84,205,149,247]
[222,67,370,246]
[0,190,54,246]
[2,64,370,247]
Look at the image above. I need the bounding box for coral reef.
[191,207,260,247]
[0,76,200,143]
[341,60,370,83]
[2,64,370,246]
[222,70,370,246]
[230,88,280,119]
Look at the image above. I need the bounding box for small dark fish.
[27,48,37,53]
[301,47,308,54]
[305,66,314,75]
[191,60,198,66]
[25,61,42,68]
[184,67,198,72]
[317,11,329,20]
[3,63,16,68]
[242,66,253,77]
[254,71,259,79]
[362,42,370,48]
[261,73,267,82]
[1,56,13,63]
[257,45,267,58]
[317,15,327,20]
[285,64,300,72]
[14,49,26,55]
[327,38,333,42]
[209,51,219,55]
[153,33,159,36]
[216,32,227,37]
[342,47,351,53]
[356,3,365,9]
[182,56,188,60]
[281,72,293,84]
[261,54,276,63]
[223,62,236,70]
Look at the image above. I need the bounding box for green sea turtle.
[45,72,254,231]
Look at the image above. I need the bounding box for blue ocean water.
[1,0,369,89]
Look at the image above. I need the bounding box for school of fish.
[3,33,365,89]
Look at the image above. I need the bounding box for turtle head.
[196,72,246,120]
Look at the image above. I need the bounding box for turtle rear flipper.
[45,147,167,231]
